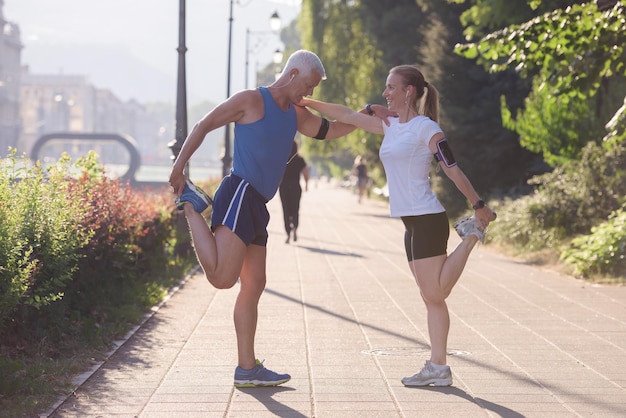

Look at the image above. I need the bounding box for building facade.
[20,71,96,155]
[2,0,186,175]
[20,69,170,169]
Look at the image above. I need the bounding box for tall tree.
[455,0,626,164]
[299,0,540,213]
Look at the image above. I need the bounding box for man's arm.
[170,91,251,194]
[295,105,359,140]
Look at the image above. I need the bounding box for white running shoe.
[402,360,453,387]
[453,216,485,243]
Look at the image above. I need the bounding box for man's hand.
[169,169,186,196]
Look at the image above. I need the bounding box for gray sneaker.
[453,216,485,243]
[401,360,453,387]
[234,359,290,388]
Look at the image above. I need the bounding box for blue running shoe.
[234,359,291,388]
[175,180,213,213]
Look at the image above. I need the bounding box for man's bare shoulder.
[230,89,264,123]
[230,88,263,104]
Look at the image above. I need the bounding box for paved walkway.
[49,180,626,417]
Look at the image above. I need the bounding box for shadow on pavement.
[406,385,525,417]
[235,386,307,418]
[265,287,426,347]
[296,245,364,258]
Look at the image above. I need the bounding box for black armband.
[433,138,457,167]
[313,117,330,140]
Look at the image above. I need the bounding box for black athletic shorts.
[401,212,449,261]
[211,174,270,246]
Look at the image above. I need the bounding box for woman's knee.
[420,288,446,305]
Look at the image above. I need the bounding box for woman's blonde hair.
[389,65,439,123]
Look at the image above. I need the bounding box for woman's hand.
[476,206,497,230]
[297,97,313,107]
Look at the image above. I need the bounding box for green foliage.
[299,0,535,214]
[489,141,626,254]
[450,0,588,40]
[561,205,626,277]
[456,1,626,163]
[0,151,91,334]
[300,0,387,162]
[0,150,179,343]
[484,194,568,252]
[456,2,626,95]
[501,82,610,167]
[59,171,177,331]
[451,0,537,39]
[0,150,193,415]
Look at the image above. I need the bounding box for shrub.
[56,167,176,343]
[561,206,626,278]
[490,141,626,254]
[0,151,194,415]
[0,152,91,337]
[0,151,181,348]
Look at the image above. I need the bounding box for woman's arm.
[300,98,385,135]
[429,134,496,228]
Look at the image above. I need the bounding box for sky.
[4,0,302,105]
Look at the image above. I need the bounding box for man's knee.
[205,272,238,289]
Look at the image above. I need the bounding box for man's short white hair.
[281,49,326,80]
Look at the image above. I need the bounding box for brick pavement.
[48,180,626,417]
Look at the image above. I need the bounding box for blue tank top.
[231,87,298,200]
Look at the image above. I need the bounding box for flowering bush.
[0,151,181,348]
[0,152,91,336]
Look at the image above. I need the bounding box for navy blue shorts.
[211,174,270,246]
[401,212,449,261]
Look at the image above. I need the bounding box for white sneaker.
[453,216,485,243]
[402,360,452,387]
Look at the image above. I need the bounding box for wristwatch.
[472,200,485,210]
[366,104,374,116]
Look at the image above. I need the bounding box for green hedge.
[0,150,188,344]
[0,151,188,390]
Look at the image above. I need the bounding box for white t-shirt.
[379,116,446,218]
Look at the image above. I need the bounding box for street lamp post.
[245,11,282,89]
[168,0,188,175]
[222,0,235,177]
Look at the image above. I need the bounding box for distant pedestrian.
[301,64,496,387]
[352,155,369,203]
[279,140,309,243]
